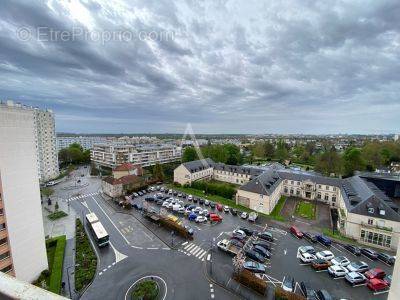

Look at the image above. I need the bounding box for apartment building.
[56,135,108,151]
[91,143,182,168]
[0,105,48,282]
[174,159,215,185]
[0,101,59,182]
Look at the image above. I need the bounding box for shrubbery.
[275,286,305,300]
[188,180,236,199]
[233,269,267,295]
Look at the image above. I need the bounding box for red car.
[367,278,388,292]
[365,268,386,280]
[289,226,303,238]
[209,213,223,222]
[216,204,223,212]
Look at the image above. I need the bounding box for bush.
[48,236,66,294]
[48,211,68,220]
[233,269,267,295]
[132,280,159,300]
[190,180,237,199]
[275,287,305,300]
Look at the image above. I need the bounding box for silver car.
[345,272,366,285]
[346,261,369,273]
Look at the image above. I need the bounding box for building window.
[1,265,12,273]
[297,181,300,185]
[284,187,288,193]
[318,185,322,189]
[324,194,329,201]
[290,189,294,195]
[291,181,294,184]
[296,189,300,195]
[0,238,7,246]
[368,219,373,225]
[317,193,321,199]
[332,196,336,202]
[0,223,5,231]
[0,252,10,261]
[326,186,329,190]
[0,208,3,216]
[360,229,392,248]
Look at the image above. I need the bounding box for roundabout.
[125,275,167,300]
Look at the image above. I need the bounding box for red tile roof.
[113,163,143,175]
[103,175,142,186]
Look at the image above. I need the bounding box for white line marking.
[207,254,211,261]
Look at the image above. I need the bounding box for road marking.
[90,196,131,245]
[374,290,390,295]
[198,251,207,260]
[182,241,188,246]
[185,243,195,251]
[207,254,211,261]
[148,247,158,250]
[99,272,103,275]
[110,242,128,264]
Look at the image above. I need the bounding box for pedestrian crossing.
[66,192,99,202]
[178,242,208,261]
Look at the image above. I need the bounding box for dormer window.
[367,207,375,214]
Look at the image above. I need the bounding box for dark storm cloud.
[0,0,399,134]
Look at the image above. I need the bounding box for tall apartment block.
[1,101,59,182]
[0,103,48,282]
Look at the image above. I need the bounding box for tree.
[275,140,288,162]
[343,147,365,177]
[182,147,198,162]
[362,142,383,170]
[69,143,83,151]
[315,147,342,176]
[69,147,83,163]
[55,201,59,211]
[58,148,72,163]
[152,163,165,181]
[41,187,54,198]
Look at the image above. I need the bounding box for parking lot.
[130,186,393,300]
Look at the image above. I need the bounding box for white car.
[331,256,350,267]
[299,252,316,263]
[316,250,334,261]
[184,208,192,215]
[202,209,208,216]
[162,201,169,208]
[188,195,193,201]
[167,203,174,209]
[328,265,348,278]
[168,189,173,194]
[178,207,185,214]
[205,200,210,206]
[298,246,316,255]
[223,206,230,212]
[240,212,248,219]
[195,216,207,223]
[232,229,246,239]
[194,206,202,213]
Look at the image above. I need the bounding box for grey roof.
[214,163,264,179]
[239,169,283,196]
[277,169,342,187]
[182,158,214,173]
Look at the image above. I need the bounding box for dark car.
[361,248,378,260]
[311,259,331,271]
[156,199,163,205]
[244,249,266,263]
[344,244,361,256]
[243,261,266,274]
[193,197,198,203]
[133,203,142,210]
[303,232,317,243]
[230,239,244,248]
[239,227,255,236]
[316,235,332,247]
[199,198,204,205]
[316,289,333,300]
[173,191,178,196]
[257,231,274,242]
[209,202,216,209]
[230,208,238,215]
[252,241,271,251]
[183,225,194,236]
[253,245,271,258]
[300,282,318,300]
[145,197,155,202]
[281,276,295,292]
[377,252,395,265]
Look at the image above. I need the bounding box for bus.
[85,213,109,247]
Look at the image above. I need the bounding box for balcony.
[361,222,393,232]
[302,185,316,192]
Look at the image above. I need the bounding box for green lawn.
[269,196,286,222]
[47,211,68,220]
[294,201,316,219]
[75,219,97,292]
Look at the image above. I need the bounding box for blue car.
[188,212,198,221]
[316,235,332,247]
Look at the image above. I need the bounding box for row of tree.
[58,143,91,166]
[182,144,243,165]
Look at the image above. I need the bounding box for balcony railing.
[361,222,393,232]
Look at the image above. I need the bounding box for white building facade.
[0,104,48,282]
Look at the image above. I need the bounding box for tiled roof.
[114,163,142,172]
[214,163,264,178]
[239,169,282,196]
[182,158,215,173]
[277,169,341,187]
[103,175,142,186]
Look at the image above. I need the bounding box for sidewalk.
[42,197,77,239]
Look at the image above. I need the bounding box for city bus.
[85,213,109,247]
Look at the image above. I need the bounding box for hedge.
[275,286,305,300]
[48,211,68,220]
[188,180,236,199]
[46,235,66,294]
[233,269,267,295]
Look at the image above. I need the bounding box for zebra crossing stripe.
[185,244,196,251]
[189,245,200,254]
[198,250,207,259]
[196,250,206,258]
[192,247,202,256]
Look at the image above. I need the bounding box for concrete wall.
[0,106,48,282]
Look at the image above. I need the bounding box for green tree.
[315,147,342,176]
[182,147,198,162]
[362,142,383,170]
[41,187,54,198]
[275,140,288,162]
[343,147,365,177]
[152,163,165,181]
[69,143,83,151]
[69,147,83,163]
[58,148,71,163]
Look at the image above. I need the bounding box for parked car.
[252,241,271,251]
[383,274,392,286]
[316,235,332,247]
[302,232,317,243]
[346,261,369,273]
[290,226,303,238]
[232,229,247,240]
[194,206,202,213]
[311,259,332,271]
[209,202,216,209]
[145,196,155,202]
[195,216,207,223]
[367,278,388,292]
[133,203,142,210]
[299,281,317,299]
[230,239,244,248]
[281,276,295,292]
[328,265,348,278]
[209,213,223,222]
[230,208,238,216]
[156,199,163,205]
[199,198,204,205]
[204,200,210,206]
[361,248,378,260]
[216,204,223,211]
[239,227,255,236]
[133,192,139,197]
[253,245,271,258]
[162,201,169,208]
[257,231,273,242]
[331,256,350,267]
[173,191,178,196]
[240,212,248,219]
[223,206,230,212]
[188,212,197,221]
[316,250,334,261]
[345,272,366,285]
[316,290,333,300]
[344,244,361,256]
[200,209,208,216]
[365,268,386,280]
[183,225,194,236]
[137,191,143,196]
[243,261,266,273]
[193,197,198,203]
[299,252,317,264]
[178,207,185,214]
[187,195,193,201]
[298,245,316,255]
[244,249,266,263]
[177,193,182,197]
[377,252,396,265]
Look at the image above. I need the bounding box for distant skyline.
[1,1,400,134]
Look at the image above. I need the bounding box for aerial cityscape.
[0,1,400,300]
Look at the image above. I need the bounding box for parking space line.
[352,283,367,287]
[374,290,389,295]
[331,245,343,253]
[360,254,374,262]
[377,258,393,267]
[316,269,327,273]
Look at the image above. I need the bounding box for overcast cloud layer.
[0,0,399,134]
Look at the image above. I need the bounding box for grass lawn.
[294,201,316,220]
[322,228,356,244]
[75,219,97,292]
[269,196,286,222]
[47,210,68,220]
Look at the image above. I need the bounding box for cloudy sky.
[0,0,399,134]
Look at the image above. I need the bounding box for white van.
[172,204,181,212]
